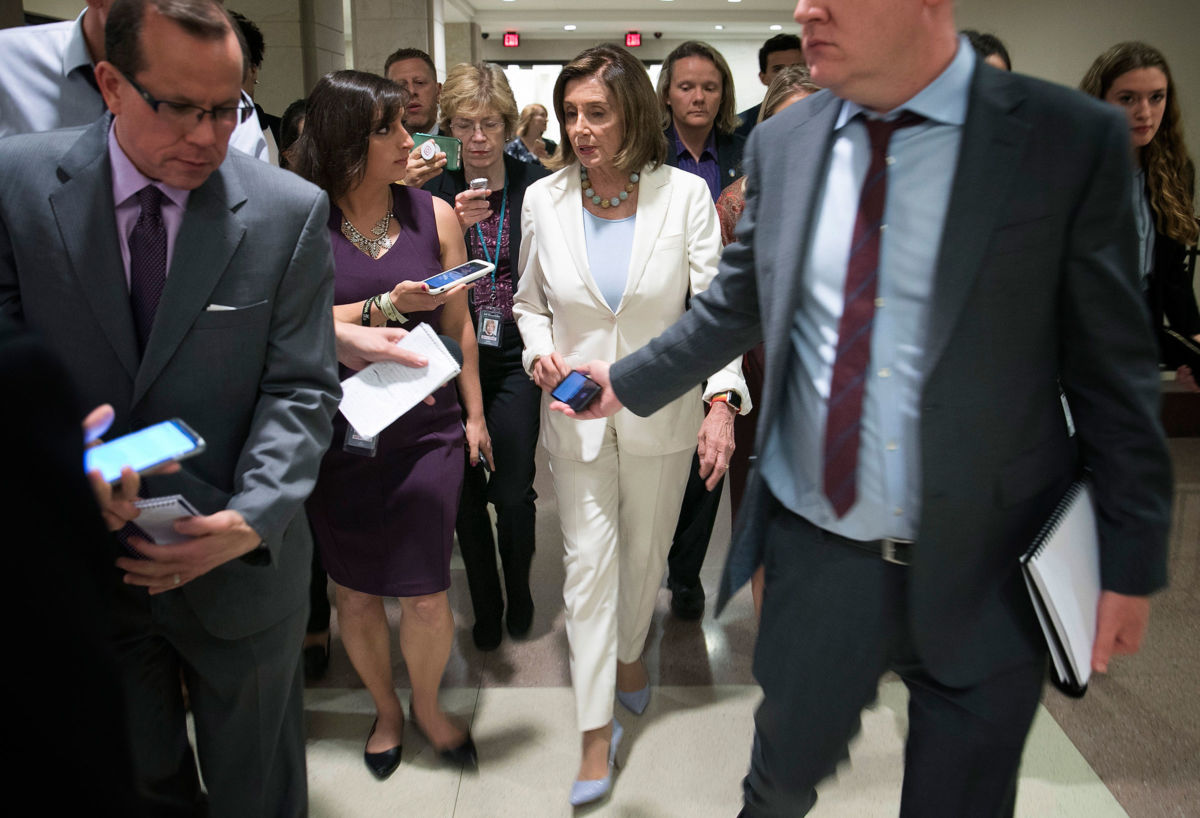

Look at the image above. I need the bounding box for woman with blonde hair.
[425,63,549,651]
[505,102,556,165]
[1082,42,1199,390]
[515,43,746,806]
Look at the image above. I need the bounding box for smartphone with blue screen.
[551,371,602,412]
[84,419,205,484]
[422,259,495,294]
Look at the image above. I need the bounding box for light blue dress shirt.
[1131,169,1156,290]
[761,40,976,542]
[0,12,106,138]
[583,210,636,312]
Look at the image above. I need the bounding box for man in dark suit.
[0,1,340,814]
[563,0,1172,815]
[733,33,805,140]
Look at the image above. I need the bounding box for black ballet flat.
[363,718,402,780]
[410,708,479,768]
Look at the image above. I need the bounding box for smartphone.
[422,259,496,295]
[412,133,462,171]
[551,371,603,412]
[85,419,205,484]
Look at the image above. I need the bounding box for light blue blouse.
[583,210,637,311]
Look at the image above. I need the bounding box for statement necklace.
[581,167,639,209]
[341,209,393,259]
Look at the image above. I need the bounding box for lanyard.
[473,177,507,284]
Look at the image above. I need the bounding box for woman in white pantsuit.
[513,44,747,807]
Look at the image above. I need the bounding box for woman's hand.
[454,187,492,231]
[1177,364,1198,393]
[531,351,572,393]
[465,415,494,471]
[404,147,446,187]
[696,401,736,491]
[387,280,471,314]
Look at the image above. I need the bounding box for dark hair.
[657,41,739,135]
[549,44,667,173]
[228,10,264,68]
[106,0,233,79]
[758,33,802,74]
[1081,42,1197,246]
[383,48,436,80]
[288,71,409,203]
[278,98,307,168]
[961,30,1011,71]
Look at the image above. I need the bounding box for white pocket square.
[205,304,237,311]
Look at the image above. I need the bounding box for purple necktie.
[129,185,167,354]
[823,112,925,518]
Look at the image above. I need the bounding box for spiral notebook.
[131,494,201,545]
[1020,480,1100,697]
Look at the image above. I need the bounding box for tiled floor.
[304,441,1200,817]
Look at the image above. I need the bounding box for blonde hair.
[657,41,740,135]
[437,62,519,140]
[758,64,819,124]
[517,103,548,138]
[1081,42,1197,246]
[548,44,667,173]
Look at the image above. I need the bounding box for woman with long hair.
[290,70,490,780]
[1082,42,1200,390]
[505,102,557,165]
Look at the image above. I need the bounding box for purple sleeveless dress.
[306,185,464,597]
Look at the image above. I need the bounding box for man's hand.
[548,360,624,420]
[117,510,263,594]
[1091,590,1151,673]
[697,401,736,491]
[454,187,492,231]
[403,147,445,187]
[82,404,179,530]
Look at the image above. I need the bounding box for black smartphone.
[551,371,602,412]
[84,419,205,484]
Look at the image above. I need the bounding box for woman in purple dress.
[290,70,491,780]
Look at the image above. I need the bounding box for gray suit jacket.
[612,64,1172,686]
[0,117,341,640]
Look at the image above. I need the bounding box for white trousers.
[549,423,695,731]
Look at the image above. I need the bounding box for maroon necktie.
[129,185,167,355]
[823,112,925,518]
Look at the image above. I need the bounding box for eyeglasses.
[449,118,505,136]
[122,71,252,133]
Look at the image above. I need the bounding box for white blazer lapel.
[549,170,610,310]
[618,164,671,312]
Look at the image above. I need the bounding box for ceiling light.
[714,25,724,30]
[770,24,783,31]
[564,24,576,31]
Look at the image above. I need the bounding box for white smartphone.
[85,419,205,484]
[469,177,488,191]
[421,259,496,295]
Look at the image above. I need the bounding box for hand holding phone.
[84,419,206,484]
[421,259,495,295]
[412,133,462,171]
[551,371,603,412]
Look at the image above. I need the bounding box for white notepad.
[1020,481,1101,697]
[338,322,462,438]
[132,494,201,545]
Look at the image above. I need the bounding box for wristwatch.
[709,390,743,411]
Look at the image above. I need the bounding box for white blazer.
[514,162,748,462]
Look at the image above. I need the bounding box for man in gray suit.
[0,0,339,814]
[566,0,1171,815]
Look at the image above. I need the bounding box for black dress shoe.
[670,584,706,620]
[472,618,502,652]
[506,593,534,639]
[363,719,402,780]
[303,633,330,682]
[411,710,479,768]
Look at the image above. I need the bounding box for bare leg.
[334,583,404,752]
[578,720,614,781]
[616,658,647,693]
[398,592,465,749]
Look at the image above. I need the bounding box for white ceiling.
[445,0,801,39]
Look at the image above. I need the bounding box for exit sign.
[626,31,641,48]
[503,31,519,48]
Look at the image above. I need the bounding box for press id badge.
[477,308,503,348]
[343,424,379,457]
